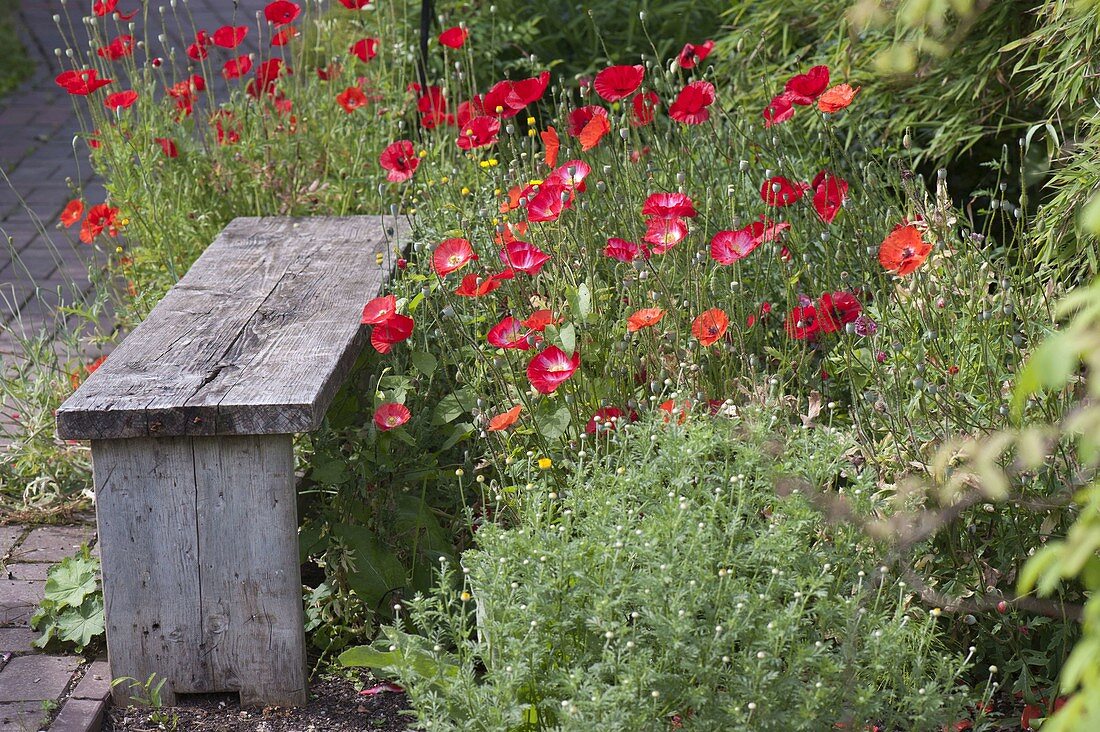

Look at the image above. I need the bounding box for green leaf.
[432,389,477,425]
[440,422,474,451]
[411,350,437,376]
[43,557,98,609]
[310,453,350,485]
[1012,330,1077,416]
[56,595,105,651]
[1018,544,1062,595]
[571,282,592,320]
[558,323,576,353]
[332,524,406,609]
[536,406,571,441]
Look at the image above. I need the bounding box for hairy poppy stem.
[416,0,433,138]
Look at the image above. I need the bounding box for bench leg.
[93,435,308,708]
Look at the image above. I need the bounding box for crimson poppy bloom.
[379,140,419,183]
[747,216,791,244]
[677,40,714,69]
[60,200,83,227]
[370,313,414,353]
[642,192,697,219]
[812,171,849,223]
[567,105,608,137]
[97,35,135,61]
[785,65,830,105]
[785,305,820,340]
[586,406,625,434]
[527,346,579,394]
[457,115,500,150]
[222,56,252,80]
[627,307,665,332]
[213,25,248,48]
[272,25,299,45]
[155,138,178,158]
[632,91,659,125]
[659,399,691,425]
[439,26,468,48]
[763,93,794,127]
[374,402,410,431]
[93,0,118,15]
[500,241,551,275]
[336,86,367,113]
[523,310,560,331]
[55,69,112,95]
[455,272,503,297]
[818,83,860,113]
[488,404,522,431]
[578,113,611,151]
[691,308,729,346]
[338,0,372,7]
[669,81,715,125]
[265,0,300,24]
[487,316,532,350]
[104,90,138,110]
[526,182,571,223]
[251,58,287,98]
[213,111,240,145]
[594,64,644,102]
[361,294,397,324]
[760,176,809,207]
[710,229,760,265]
[604,237,647,262]
[644,218,688,253]
[879,224,932,276]
[482,72,550,117]
[817,291,862,333]
[79,204,120,243]
[350,38,379,62]
[433,238,477,276]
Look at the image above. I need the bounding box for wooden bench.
[56,216,411,707]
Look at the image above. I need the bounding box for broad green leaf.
[333,524,406,609]
[1012,330,1077,415]
[440,422,474,451]
[310,453,350,484]
[411,350,437,376]
[43,557,98,609]
[56,595,105,651]
[432,389,477,425]
[536,406,571,441]
[559,323,576,353]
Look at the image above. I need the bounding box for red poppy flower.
[55,69,113,95]
[747,216,790,244]
[691,308,729,346]
[433,238,477,276]
[455,272,503,297]
[361,294,397,324]
[604,237,647,262]
[632,91,660,125]
[785,305,820,340]
[155,138,178,158]
[878,224,932,276]
[97,35,135,61]
[760,176,809,207]
[457,115,500,150]
[540,126,560,168]
[546,160,591,190]
[58,200,84,229]
[500,241,551,275]
[644,218,688,253]
[79,204,120,244]
[336,86,367,113]
[379,140,419,182]
[251,58,287,98]
[350,38,379,62]
[710,229,760,265]
[222,56,252,80]
[487,316,532,350]
[659,399,691,425]
[439,26,468,48]
[785,65,830,105]
[627,307,665,332]
[567,105,608,137]
[265,0,300,25]
[370,313,414,353]
[374,402,410,431]
[818,83,860,113]
[817,291,861,333]
[271,25,299,45]
[482,72,550,117]
[526,183,571,223]
[104,90,138,110]
[677,40,714,69]
[523,310,560,331]
[527,346,580,394]
[763,93,794,127]
[93,0,118,15]
[812,171,848,223]
[594,64,644,102]
[338,0,372,7]
[488,404,522,431]
[213,25,248,48]
[642,192,697,219]
[586,406,626,434]
[669,81,715,125]
[213,111,240,145]
[578,113,611,151]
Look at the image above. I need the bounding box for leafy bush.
[30,545,105,653]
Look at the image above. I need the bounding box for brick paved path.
[0,2,267,729]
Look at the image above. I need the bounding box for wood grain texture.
[57,215,411,440]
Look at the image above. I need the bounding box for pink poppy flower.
[500,241,551,275]
[710,229,760,265]
[487,316,532,350]
[527,346,579,394]
[433,238,477,276]
[374,403,411,431]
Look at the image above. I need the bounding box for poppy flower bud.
[397,258,407,269]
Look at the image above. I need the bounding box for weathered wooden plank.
[56,215,411,440]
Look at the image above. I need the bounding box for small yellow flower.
[120,218,130,226]
[526,116,535,125]
[538,457,552,470]
[375,252,384,265]
[527,129,536,137]
[418,150,427,158]
[529,178,543,186]
[460,591,472,602]
[494,188,501,195]
[492,217,499,225]
[115,246,123,254]
[488,158,499,167]
[494,105,504,113]
[441,176,450,184]
[479,160,490,169]
[461,187,471,195]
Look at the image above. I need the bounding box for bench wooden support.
[57,216,411,707]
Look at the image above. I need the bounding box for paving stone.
[0,528,22,558]
[0,628,38,655]
[2,564,49,581]
[8,527,93,564]
[0,654,80,703]
[49,697,106,732]
[0,580,44,625]
[70,660,110,701]
[0,701,46,732]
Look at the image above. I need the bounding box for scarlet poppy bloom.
[526,183,571,223]
[644,218,688,253]
[338,0,372,7]
[335,86,367,113]
[659,399,690,425]
[812,171,848,223]
[594,64,644,102]
[213,25,248,48]
[642,192,697,219]
[97,35,135,61]
[691,308,729,346]
[370,313,414,353]
[104,90,138,110]
[487,316,532,350]
[439,26,468,48]
[361,294,397,324]
[677,39,714,69]
[251,58,287,98]
[350,38,379,62]
[155,138,178,158]
[878,224,932,276]
[818,83,860,113]
[523,310,560,331]
[272,25,299,45]
[785,305,820,340]
[567,105,608,137]
[785,65,830,105]
[374,402,410,431]
[500,241,551,275]
[760,176,809,207]
[455,272,503,297]
[578,113,610,151]
[379,140,419,183]
[59,200,84,228]
[541,126,560,168]
[456,115,500,150]
[79,204,120,244]
[710,229,760,265]
[488,404,522,431]
[604,237,647,262]
[632,91,659,125]
[669,81,715,125]
[546,160,591,190]
[482,72,550,117]
[627,307,665,332]
[747,216,791,244]
[215,113,240,145]
[55,69,112,95]
[433,238,477,276]
[527,346,580,394]
[817,291,862,333]
[586,406,625,434]
[763,93,794,127]
[222,56,252,80]
[93,0,118,15]
[265,0,300,24]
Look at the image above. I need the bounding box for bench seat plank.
[56,215,410,439]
